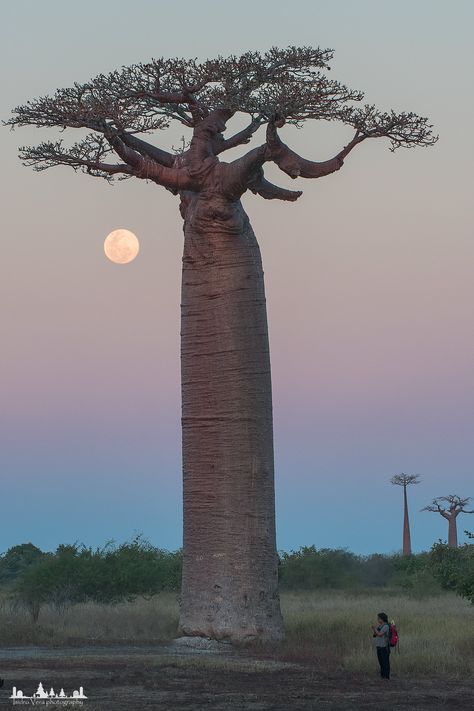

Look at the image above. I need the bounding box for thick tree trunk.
[402,485,412,555]
[178,192,284,642]
[447,516,458,548]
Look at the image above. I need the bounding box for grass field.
[0,590,472,679]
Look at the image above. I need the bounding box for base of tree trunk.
[171,636,233,652]
[178,583,284,642]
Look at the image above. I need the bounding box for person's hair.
[377,612,389,623]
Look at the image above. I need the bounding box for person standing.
[372,612,390,679]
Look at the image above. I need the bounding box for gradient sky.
[1,0,473,555]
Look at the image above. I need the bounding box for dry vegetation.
[275,591,474,677]
[1,590,472,679]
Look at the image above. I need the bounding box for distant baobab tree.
[390,473,420,555]
[423,495,474,548]
[6,47,437,642]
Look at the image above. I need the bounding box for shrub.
[429,541,474,604]
[0,543,45,583]
[12,536,182,621]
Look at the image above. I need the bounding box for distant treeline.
[0,535,472,621]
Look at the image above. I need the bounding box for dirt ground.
[0,646,473,711]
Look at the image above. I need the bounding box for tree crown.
[390,473,421,487]
[5,46,437,200]
[422,495,474,516]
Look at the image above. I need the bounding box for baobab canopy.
[7,46,437,193]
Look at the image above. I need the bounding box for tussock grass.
[0,590,472,678]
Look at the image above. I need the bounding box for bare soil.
[0,645,472,710]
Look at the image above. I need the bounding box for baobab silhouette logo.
[10,681,87,705]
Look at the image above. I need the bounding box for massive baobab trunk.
[178,193,283,641]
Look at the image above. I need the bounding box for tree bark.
[447,515,458,548]
[178,191,284,642]
[402,485,412,555]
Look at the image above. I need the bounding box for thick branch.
[223,145,269,199]
[103,129,143,168]
[215,116,263,154]
[187,108,235,171]
[118,131,175,168]
[21,135,193,192]
[248,168,302,201]
[266,122,362,179]
[98,128,192,190]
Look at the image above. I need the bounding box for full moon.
[104,229,140,264]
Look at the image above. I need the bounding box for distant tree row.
[390,473,473,554]
[0,536,472,622]
[278,542,473,605]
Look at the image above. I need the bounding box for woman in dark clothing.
[371,612,390,679]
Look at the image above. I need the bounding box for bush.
[428,541,474,604]
[278,546,444,594]
[12,536,182,621]
[0,543,45,583]
[279,546,362,590]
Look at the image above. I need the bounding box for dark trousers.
[376,645,390,678]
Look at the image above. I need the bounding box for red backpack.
[388,622,399,648]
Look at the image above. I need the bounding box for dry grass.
[267,591,474,677]
[0,589,472,678]
[0,592,179,646]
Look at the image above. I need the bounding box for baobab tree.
[6,47,437,642]
[423,495,474,548]
[390,473,420,555]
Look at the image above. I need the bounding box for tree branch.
[118,131,175,168]
[222,144,269,198]
[186,108,235,172]
[266,122,360,179]
[248,168,302,201]
[98,127,192,191]
[341,105,438,152]
[20,135,193,192]
[19,141,134,182]
[214,115,263,154]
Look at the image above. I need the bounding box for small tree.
[423,495,474,548]
[390,474,420,555]
[428,540,474,604]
